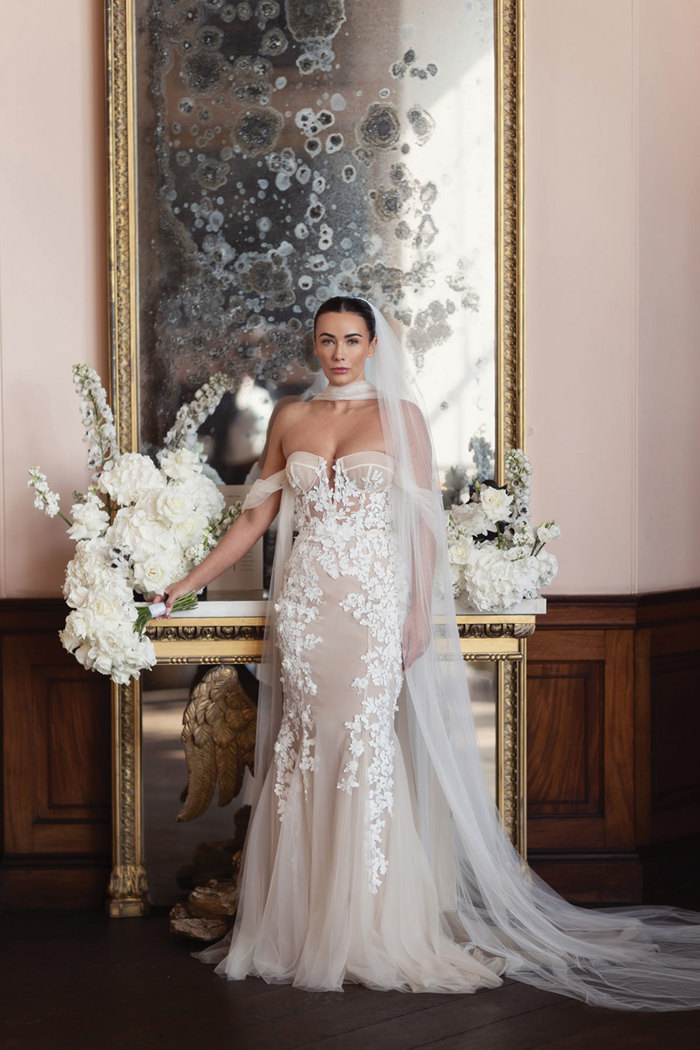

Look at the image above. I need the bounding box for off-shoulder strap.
[242,469,286,511]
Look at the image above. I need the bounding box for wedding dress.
[199,449,502,991]
[196,308,700,1010]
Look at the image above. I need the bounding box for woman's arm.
[157,409,288,615]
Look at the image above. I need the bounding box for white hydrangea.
[98,453,165,505]
[451,501,490,538]
[159,447,203,482]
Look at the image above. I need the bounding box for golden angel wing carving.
[177,664,257,822]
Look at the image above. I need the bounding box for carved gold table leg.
[498,654,527,856]
[107,679,149,916]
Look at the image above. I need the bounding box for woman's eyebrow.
[317,330,363,338]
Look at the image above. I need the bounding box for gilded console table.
[108,599,544,916]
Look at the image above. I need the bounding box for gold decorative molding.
[495,0,525,482]
[108,680,149,916]
[498,660,526,853]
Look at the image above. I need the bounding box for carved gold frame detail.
[104,0,525,917]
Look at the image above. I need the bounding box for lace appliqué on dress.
[274,457,403,892]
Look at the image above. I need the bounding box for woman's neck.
[315,377,377,401]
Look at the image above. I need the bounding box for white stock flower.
[479,486,514,525]
[67,492,109,542]
[160,447,203,482]
[28,467,62,518]
[513,522,535,548]
[98,453,165,505]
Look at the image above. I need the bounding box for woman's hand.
[402,604,432,671]
[152,578,192,617]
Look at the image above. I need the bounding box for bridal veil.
[244,301,700,1010]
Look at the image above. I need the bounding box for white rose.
[448,540,471,566]
[174,511,208,547]
[132,556,183,597]
[160,448,203,482]
[67,493,110,542]
[479,486,514,525]
[153,486,191,525]
[98,453,165,505]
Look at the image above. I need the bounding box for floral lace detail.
[274,549,323,815]
[275,456,404,892]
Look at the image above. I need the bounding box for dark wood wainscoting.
[527,590,700,904]
[2,594,698,909]
[0,600,111,907]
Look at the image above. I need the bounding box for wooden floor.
[1,909,699,1050]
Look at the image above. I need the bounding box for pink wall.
[0,1,108,597]
[1,1,698,598]
[526,0,700,594]
[636,3,700,591]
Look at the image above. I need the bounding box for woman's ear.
[368,336,378,357]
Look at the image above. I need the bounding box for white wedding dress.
[194,327,700,1010]
[196,449,504,993]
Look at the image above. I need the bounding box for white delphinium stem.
[72,364,118,473]
[505,449,532,525]
[28,467,72,526]
[161,373,231,457]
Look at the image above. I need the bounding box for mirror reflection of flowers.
[27,365,237,684]
[445,445,560,612]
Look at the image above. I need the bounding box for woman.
[160,297,700,1007]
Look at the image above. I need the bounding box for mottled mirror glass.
[134,0,496,479]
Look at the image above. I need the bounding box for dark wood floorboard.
[1,909,698,1050]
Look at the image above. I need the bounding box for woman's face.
[313,311,376,385]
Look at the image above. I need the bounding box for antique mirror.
[105,0,523,914]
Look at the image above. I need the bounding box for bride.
[159,296,700,1009]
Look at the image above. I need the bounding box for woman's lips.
[331,367,348,373]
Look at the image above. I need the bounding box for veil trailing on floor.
[243,301,700,1010]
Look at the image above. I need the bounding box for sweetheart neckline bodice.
[286,449,395,469]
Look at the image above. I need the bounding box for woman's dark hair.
[313,296,376,341]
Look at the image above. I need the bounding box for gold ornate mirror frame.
[104,0,524,917]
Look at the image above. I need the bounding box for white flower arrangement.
[445,448,560,612]
[28,365,239,684]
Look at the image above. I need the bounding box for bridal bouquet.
[28,366,239,684]
[445,447,560,612]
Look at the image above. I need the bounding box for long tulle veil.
[239,302,700,1010]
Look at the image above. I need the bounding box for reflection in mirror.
[133,0,503,903]
[143,661,497,907]
[142,665,252,906]
[135,0,496,477]
[467,662,497,800]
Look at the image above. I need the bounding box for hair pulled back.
[313,296,376,341]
